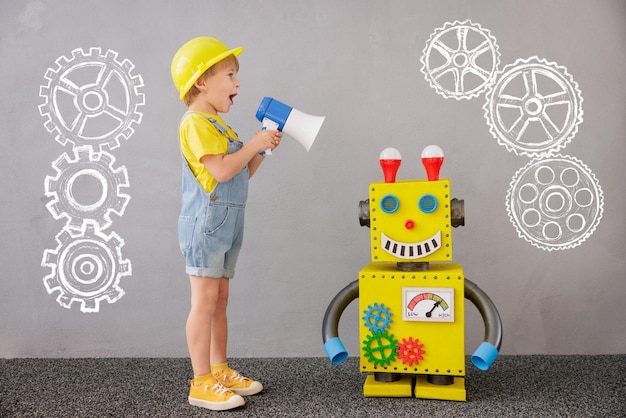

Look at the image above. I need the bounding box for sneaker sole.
[188,395,245,411]
[230,381,263,396]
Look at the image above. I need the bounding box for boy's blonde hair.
[184,54,240,106]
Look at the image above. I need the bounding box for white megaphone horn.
[255,97,325,156]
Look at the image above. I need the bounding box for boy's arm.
[247,153,265,178]
[201,129,281,183]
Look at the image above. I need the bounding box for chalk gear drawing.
[506,155,604,251]
[42,221,131,313]
[44,146,130,231]
[420,20,603,251]
[39,47,143,312]
[420,20,501,100]
[483,57,584,158]
[38,47,144,152]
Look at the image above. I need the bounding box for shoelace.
[204,382,231,396]
[220,369,246,383]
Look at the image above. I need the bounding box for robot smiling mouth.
[380,231,441,259]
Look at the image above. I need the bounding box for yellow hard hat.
[171,36,243,100]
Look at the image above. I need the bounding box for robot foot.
[414,375,466,401]
[363,374,413,397]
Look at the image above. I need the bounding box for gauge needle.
[426,301,441,318]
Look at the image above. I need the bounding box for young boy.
[171,36,282,411]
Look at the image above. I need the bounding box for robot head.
[368,145,462,263]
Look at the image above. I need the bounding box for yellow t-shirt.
[179,112,240,193]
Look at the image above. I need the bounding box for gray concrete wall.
[1,0,624,357]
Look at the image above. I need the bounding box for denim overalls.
[178,113,249,278]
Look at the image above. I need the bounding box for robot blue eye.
[418,194,438,213]
[380,195,400,213]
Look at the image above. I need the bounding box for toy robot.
[322,145,502,401]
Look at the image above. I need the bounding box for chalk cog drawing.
[44,146,130,231]
[506,155,603,251]
[484,57,583,158]
[420,20,500,100]
[38,47,145,151]
[42,221,131,313]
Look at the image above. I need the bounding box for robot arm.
[322,280,359,364]
[465,278,503,370]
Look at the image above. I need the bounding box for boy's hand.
[253,129,282,153]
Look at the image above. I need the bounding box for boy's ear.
[194,76,207,90]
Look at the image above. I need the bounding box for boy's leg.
[187,275,244,410]
[187,275,221,376]
[206,277,263,396]
[210,277,230,365]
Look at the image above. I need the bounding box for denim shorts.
[177,112,248,279]
[178,204,246,279]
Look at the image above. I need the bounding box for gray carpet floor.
[1,356,625,417]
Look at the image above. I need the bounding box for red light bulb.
[379,147,402,183]
[421,145,444,181]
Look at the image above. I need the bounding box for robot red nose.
[405,219,415,230]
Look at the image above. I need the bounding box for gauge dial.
[402,287,455,322]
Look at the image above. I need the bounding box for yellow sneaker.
[188,378,245,411]
[214,367,263,396]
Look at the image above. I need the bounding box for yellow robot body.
[322,146,501,403]
[362,172,466,400]
[359,263,465,376]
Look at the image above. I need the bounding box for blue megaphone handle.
[259,117,278,156]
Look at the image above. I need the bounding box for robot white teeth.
[322,145,502,401]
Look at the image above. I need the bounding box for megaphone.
[255,97,325,155]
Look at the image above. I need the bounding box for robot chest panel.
[358,263,466,375]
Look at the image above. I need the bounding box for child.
[170,36,282,411]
